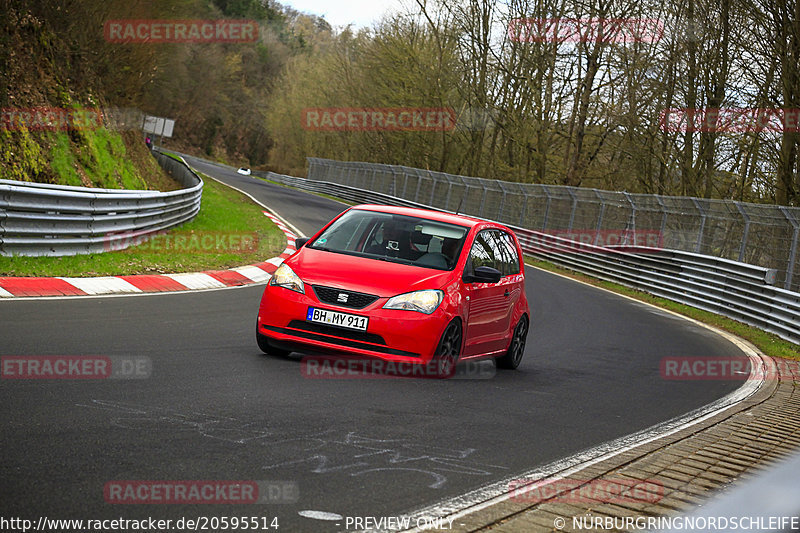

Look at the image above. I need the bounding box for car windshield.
[308,209,469,270]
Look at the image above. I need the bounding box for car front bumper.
[257,285,450,363]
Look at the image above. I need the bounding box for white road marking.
[231,265,272,283]
[60,276,142,295]
[164,272,226,290]
[266,257,285,268]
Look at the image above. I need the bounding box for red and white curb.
[0,212,297,298]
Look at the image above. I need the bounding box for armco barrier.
[256,169,800,344]
[0,151,202,256]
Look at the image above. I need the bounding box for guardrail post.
[691,198,706,253]
[781,207,799,290]
[735,202,751,263]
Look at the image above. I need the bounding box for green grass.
[50,132,81,186]
[0,177,286,277]
[527,258,800,361]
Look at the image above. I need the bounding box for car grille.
[287,320,386,345]
[312,285,379,309]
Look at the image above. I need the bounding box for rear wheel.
[432,319,462,378]
[256,330,291,357]
[497,316,528,370]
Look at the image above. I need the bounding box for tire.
[256,330,291,357]
[496,316,528,370]
[432,319,462,378]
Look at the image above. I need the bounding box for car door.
[463,229,518,356]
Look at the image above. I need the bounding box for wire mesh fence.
[307,157,800,293]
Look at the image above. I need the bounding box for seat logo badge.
[337,293,349,303]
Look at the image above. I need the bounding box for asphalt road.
[0,155,749,532]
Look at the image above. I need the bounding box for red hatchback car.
[256,205,530,374]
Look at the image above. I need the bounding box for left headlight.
[269,263,305,294]
[383,289,443,314]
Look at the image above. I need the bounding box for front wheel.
[496,316,528,370]
[256,330,291,357]
[432,319,462,378]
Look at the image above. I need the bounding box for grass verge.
[527,257,799,361]
[0,177,286,277]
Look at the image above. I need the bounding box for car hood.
[287,248,456,297]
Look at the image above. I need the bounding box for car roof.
[350,204,488,228]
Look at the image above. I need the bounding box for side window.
[496,231,521,275]
[469,231,496,271]
[468,230,520,277]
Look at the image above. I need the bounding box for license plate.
[306,307,369,331]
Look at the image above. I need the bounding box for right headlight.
[383,290,443,314]
[269,263,305,294]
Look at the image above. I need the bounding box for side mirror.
[465,266,502,284]
[295,238,309,249]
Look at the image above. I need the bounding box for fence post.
[655,195,668,247]
[781,207,799,291]
[456,176,469,214]
[691,198,706,253]
[429,170,437,207]
[542,186,552,230]
[735,202,751,263]
[593,190,606,246]
[496,180,508,222]
[567,187,577,231]
[623,192,636,246]
[444,175,454,212]
[478,181,488,218]
[413,168,423,204]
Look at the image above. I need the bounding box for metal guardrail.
[258,170,800,344]
[0,151,202,256]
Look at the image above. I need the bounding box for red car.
[256,205,530,375]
